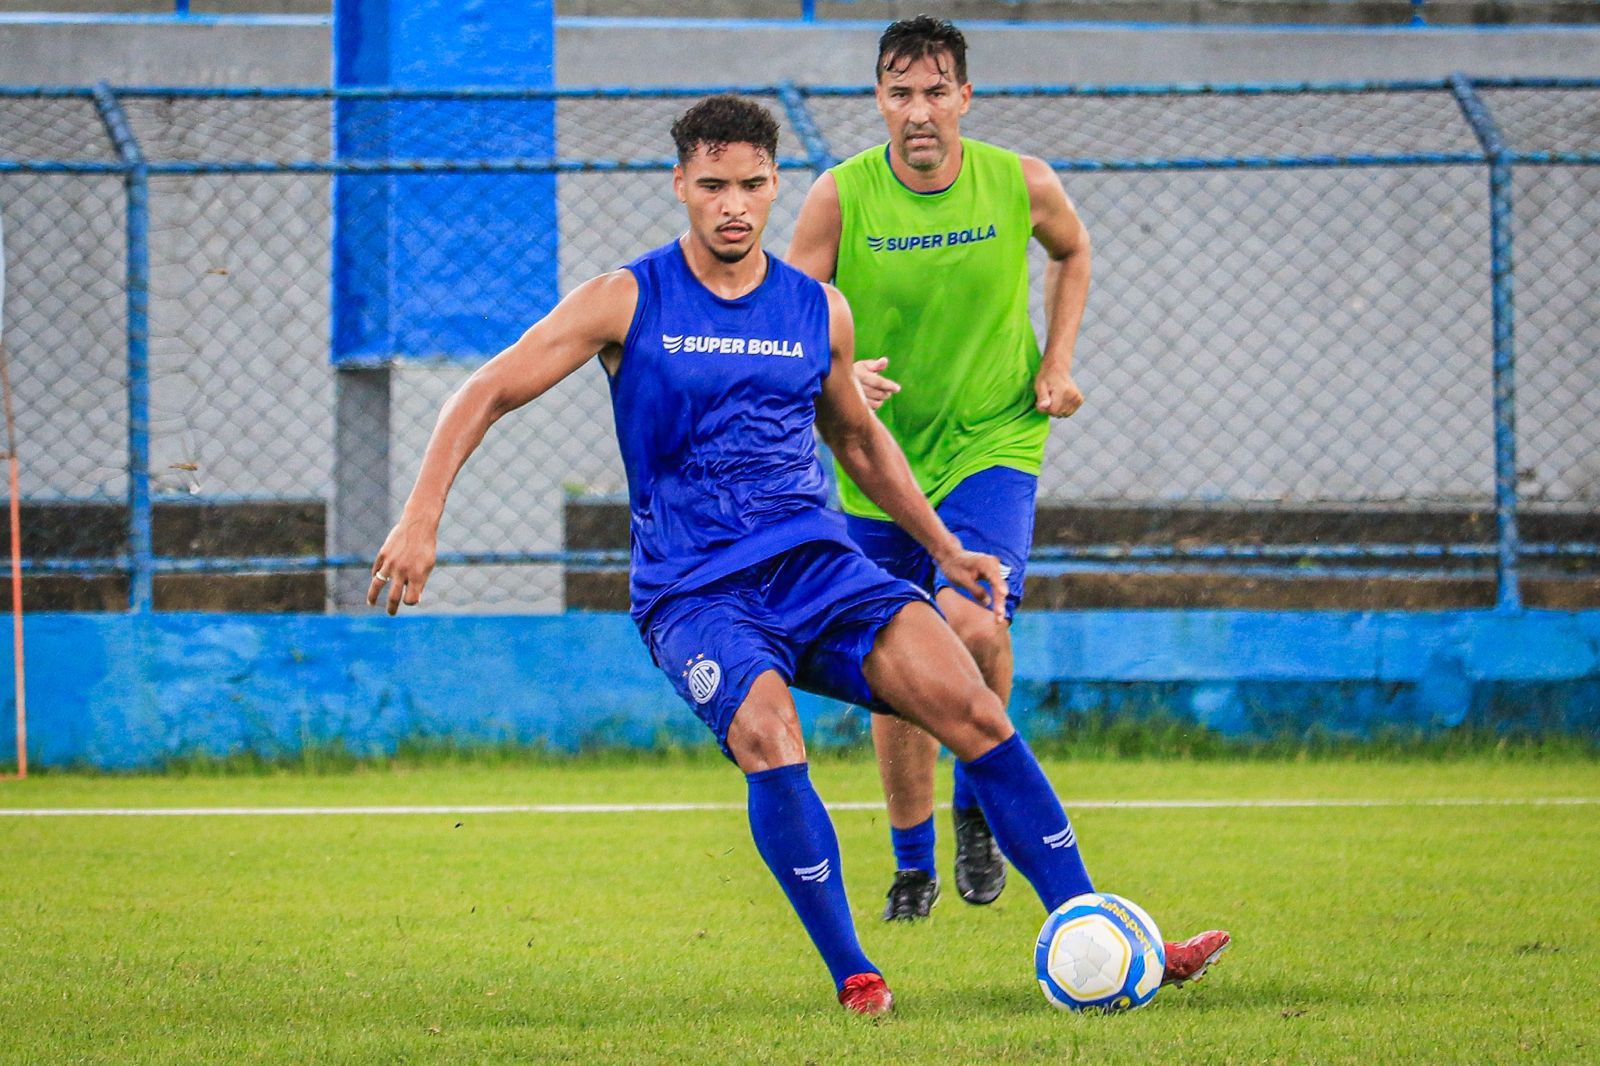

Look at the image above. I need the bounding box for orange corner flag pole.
[5,441,22,780]
[0,212,21,779]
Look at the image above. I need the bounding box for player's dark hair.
[876,15,968,85]
[670,96,781,165]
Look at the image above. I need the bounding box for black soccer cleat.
[881,869,940,921]
[953,806,1007,905]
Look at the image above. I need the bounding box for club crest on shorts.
[682,653,722,705]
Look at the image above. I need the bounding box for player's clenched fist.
[368,517,437,615]
[1033,360,1084,418]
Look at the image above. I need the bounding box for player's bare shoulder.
[820,280,854,330]
[565,267,639,372]
[819,280,856,360]
[799,169,842,216]
[1017,153,1086,254]
[788,171,843,283]
[1017,154,1070,216]
[574,267,641,334]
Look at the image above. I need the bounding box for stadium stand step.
[563,496,1600,611]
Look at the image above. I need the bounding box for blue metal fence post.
[332,3,558,364]
[92,83,155,613]
[1409,0,1427,26]
[776,81,836,175]
[1449,74,1521,612]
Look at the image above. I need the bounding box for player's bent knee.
[726,672,807,773]
[955,617,1008,670]
[938,591,1010,659]
[919,680,1012,761]
[729,711,806,773]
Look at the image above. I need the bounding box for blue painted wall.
[4,611,1597,770]
[332,0,558,364]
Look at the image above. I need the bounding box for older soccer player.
[787,16,1228,982]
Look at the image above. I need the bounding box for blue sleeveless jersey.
[610,240,853,624]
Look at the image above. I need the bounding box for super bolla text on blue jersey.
[607,240,854,625]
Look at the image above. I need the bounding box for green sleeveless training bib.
[829,138,1046,519]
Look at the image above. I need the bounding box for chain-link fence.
[2,79,1596,613]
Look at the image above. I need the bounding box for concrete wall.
[7,609,1598,769]
[0,16,332,86]
[3,17,1600,86]
[558,21,1600,86]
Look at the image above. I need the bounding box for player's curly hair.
[670,96,780,165]
[876,15,968,85]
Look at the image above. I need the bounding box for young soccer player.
[370,95,1225,1014]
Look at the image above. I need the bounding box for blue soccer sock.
[950,758,978,813]
[958,733,1094,912]
[889,815,936,875]
[746,763,878,991]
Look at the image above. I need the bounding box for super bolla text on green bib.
[828,138,1046,520]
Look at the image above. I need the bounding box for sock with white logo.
[958,733,1093,911]
[889,815,936,875]
[746,763,877,990]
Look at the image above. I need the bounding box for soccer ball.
[1035,891,1166,1012]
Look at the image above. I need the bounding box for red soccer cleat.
[838,972,895,1016]
[1162,930,1232,987]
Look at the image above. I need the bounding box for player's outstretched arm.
[368,269,638,615]
[814,286,1004,625]
[1023,154,1091,418]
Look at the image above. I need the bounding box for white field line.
[0,797,1597,817]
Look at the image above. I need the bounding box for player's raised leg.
[725,670,892,1015]
[862,602,1094,912]
[864,600,1232,984]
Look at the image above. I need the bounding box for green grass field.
[3,756,1598,1064]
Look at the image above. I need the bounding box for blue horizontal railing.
[3,77,1597,610]
[0,159,812,175]
[21,551,631,577]
[22,541,1600,579]
[3,76,1591,102]
[0,154,1499,175]
[107,84,787,98]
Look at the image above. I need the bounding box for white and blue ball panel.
[1035,891,1166,1012]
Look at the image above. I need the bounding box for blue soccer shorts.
[643,540,932,761]
[844,465,1037,621]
